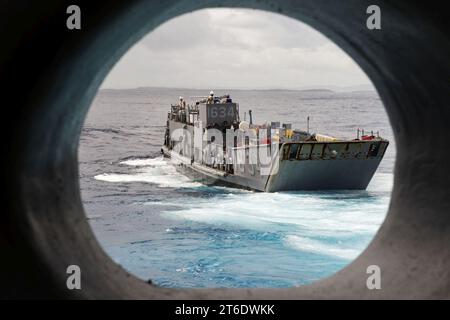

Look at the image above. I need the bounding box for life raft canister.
[361,135,376,140]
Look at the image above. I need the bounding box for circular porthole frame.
[1,0,449,299]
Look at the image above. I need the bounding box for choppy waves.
[95,157,391,262]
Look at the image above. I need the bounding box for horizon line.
[99,84,376,92]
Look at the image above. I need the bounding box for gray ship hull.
[162,146,268,191]
[162,140,387,192]
[265,157,383,191]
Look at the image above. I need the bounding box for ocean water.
[79,88,395,288]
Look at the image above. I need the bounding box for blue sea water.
[79,88,395,288]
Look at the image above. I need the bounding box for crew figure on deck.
[221,94,232,103]
[179,96,186,109]
[207,91,214,104]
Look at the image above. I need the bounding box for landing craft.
[161,94,389,192]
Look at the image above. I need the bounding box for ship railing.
[280,140,388,161]
[223,139,387,166]
[356,128,381,139]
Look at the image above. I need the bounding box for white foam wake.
[366,172,394,193]
[94,156,203,188]
[284,235,360,260]
[158,175,391,237]
[155,172,392,259]
[120,157,167,167]
[96,156,392,260]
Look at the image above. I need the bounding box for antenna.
[249,110,253,125]
[307,116,310,133]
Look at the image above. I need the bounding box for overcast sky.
[101,8,373,90]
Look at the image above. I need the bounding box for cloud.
[101,8,372,90]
